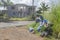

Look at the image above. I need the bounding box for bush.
[43,2,60,38]
[43,3,60,39]
[51,5,60,37]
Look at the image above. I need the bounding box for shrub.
[51,6,60,37]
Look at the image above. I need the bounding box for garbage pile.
[28,15,53,37]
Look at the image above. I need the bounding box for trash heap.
[28,15,53,37]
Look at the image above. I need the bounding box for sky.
[0,0,58,7]
[0,0,58,10]
[11,0,59,6]
[11,0,51,7]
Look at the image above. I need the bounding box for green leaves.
[37,2,49,14]
[40,2,49,11]
[51,5,60,36]
[1,0,13,6]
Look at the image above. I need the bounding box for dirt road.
[0,26,43,40]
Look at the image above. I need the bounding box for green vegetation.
[27,22,46,35]
[0,14,4,19]
[0,0,13,21]
[0,13,9,21]
[44,37,57,40]
[6,0,13,5]
[28,0,60,40]
[43,0,60,40]
[9,16,32,21]
[51,5,60,38]
[1,0,13,5]
[44,1,60,39]
[37,2,49,15]
[27,22,40,35]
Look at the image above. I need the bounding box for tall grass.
[43,0,60,39]
[45,1,60,38]
[51,5,60,37]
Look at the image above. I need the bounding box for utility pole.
[32,0,34,14]
[32,0,35,20]
[32,0,34,6]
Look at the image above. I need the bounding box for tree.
[1,0,13,7]
[6,0,13,5]
[41,2,49,13]
[37,8,42,14]
[0,0,13,21]
[37,2,49,14]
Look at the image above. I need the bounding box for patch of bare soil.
[0,26,43,40]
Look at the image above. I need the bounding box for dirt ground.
[0,26,43,40]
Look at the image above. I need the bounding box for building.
[7,4,36,18]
